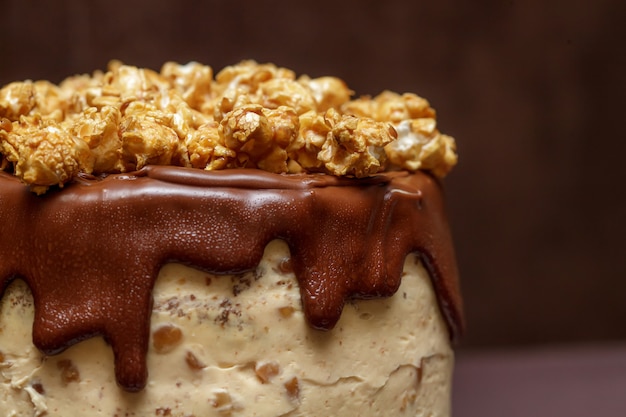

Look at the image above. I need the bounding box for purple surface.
[452,343,626,417]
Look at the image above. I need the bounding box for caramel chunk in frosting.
[0,61,457,193]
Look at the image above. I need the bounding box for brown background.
[1,0,625,349]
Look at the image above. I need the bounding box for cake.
[0,61,463,416]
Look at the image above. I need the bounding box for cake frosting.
[0,61,462,416]
[1,241,454,416]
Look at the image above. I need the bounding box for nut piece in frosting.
[0,60,457,193]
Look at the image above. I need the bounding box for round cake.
[0,61,463,417]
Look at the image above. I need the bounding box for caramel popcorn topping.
[0,61,457,193]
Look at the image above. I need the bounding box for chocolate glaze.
[0,166,463,392]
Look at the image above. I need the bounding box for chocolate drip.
[0,166,463,392]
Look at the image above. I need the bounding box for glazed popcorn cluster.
[0,60,457,194]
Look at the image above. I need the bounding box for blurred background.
[2,0,625,414]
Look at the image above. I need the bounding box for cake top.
[0,60,457,194]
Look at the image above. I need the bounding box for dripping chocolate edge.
[0,166,463,391]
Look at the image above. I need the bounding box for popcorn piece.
[58,72,104,116]
[343,91,435,122]
[299,75,353,112]
[211,61,298,121]
[160,61,213,111]
[340,94,375,119]
[319,109,396,177]
[213,91,254,124]
[292,108,396,177]
[0,81,37,121]
[374,91,436,123]
[215,61,295,95]
[221,104,273,168]
[119,104,185,171]
[263,106,300,172]
[258,78,316,115]
[0,115,89,194]
[186,121,234,170]
[220,104,298,173]
[104,63,167,101]
[385,119,458,177]
[70,105,123,173]
[0,80,68,123]
[289,110,331,172]
[32,81,67,122]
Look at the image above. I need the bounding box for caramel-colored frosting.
[0,166,462,392]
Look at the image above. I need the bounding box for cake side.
[1,241,453,417]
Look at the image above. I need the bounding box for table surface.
[452,342,626,417]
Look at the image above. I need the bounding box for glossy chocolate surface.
[0,166,462,391]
